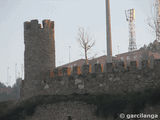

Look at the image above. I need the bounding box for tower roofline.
[24,19,54,30]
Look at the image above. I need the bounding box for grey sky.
[0,0,154,85]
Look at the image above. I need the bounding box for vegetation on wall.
[0,87,160,120]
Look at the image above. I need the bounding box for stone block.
[30,19,39,29]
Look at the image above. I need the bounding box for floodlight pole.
[105,0,112,63]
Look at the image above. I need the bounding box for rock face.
[25,102,105,120]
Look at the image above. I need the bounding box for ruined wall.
[24,101,105,120]
[22,100,160,120]
[23,20,55,95]
[21,59,160,98]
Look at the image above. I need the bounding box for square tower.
[22,19,56,97]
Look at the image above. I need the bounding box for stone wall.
[23,101,160,120]
[21,59,160,98]
[24,101,105,120]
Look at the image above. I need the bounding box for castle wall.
[22,20,160,99]
[23,101,160,120]
[21,59,160,98]
[24,102,105,120]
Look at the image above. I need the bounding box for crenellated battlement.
[49,59,157,78]
[21,59,160,99]
[42,20,54,29]
[24,19,54,31]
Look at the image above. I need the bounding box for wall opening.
[67,116,72,120]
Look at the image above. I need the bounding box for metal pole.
[69,46,71,63]
[21,64,24,79]
[105,0,112,63]
[7,67,9,86]
[15,63,17,80]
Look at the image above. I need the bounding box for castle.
[20,19,160,120]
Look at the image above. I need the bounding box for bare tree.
[77,27,95,64]
[148,0,160,41]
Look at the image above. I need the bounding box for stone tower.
[23,19,55,97]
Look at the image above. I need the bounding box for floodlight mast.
[105,0,112,63]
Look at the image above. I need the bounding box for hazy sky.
[0,0,154,85]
